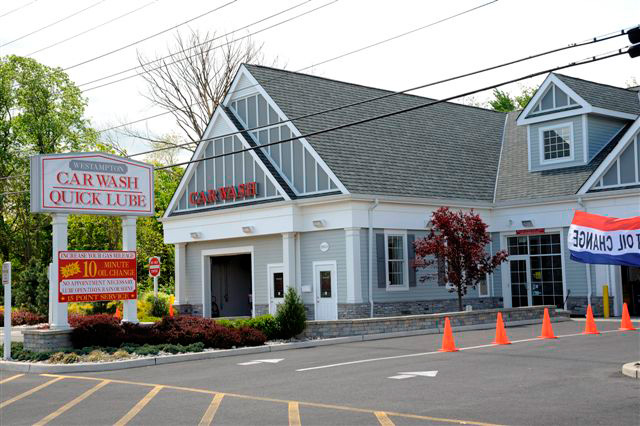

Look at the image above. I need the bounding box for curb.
[0,316,567,374]
[622,361,640,379]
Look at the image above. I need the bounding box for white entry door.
[268,264,285,315]
[313,261,337,320]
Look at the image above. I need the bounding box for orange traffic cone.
[620,303,637,331]
[438,317,459,352]
[538,307,557,339]
[115,306,121,319]
[492,312,511,344]
[169,295,175,317]
[582,305,600,335]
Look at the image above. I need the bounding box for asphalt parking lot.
[1,319,638,426]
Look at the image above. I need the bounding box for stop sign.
[148,256,161,277]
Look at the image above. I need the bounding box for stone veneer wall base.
[22,328,73,353]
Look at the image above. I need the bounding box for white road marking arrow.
[237,358,284,366]
[388,371,438,379]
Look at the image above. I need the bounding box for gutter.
[368,198,379,318]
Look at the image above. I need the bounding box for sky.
[1,0,638,160]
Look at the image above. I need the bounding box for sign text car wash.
[30,153,154,328]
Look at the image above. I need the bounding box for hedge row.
[0,309,47,326]
[69,315,266,349]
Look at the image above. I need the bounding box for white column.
[122,216,138,323]
[174,243,187,305]
[345,227,362,303]
[50,214,69,329]
[282,233,296,292]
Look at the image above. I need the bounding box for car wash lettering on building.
[189,182,257,205]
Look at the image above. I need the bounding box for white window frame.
[384,229,409,291]
[538,122,575,165]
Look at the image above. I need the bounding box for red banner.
[58,251,137,302]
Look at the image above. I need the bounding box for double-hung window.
[539,123,573,164]
[385,231,408,290]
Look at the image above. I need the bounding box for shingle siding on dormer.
[529,115,583,171]
[587,115,627,161]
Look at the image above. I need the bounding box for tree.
[136,29,265,144]
[487,86,536,112]
[414,207,508,311]
[0,55,97,309]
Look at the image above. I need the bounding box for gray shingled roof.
[244,64,506,202]
[494,111,629,202]
[555,73,640,116]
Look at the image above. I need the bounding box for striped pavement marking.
[288,401,301,426]
[198,393,224,426]
[375,411,396,426]
[0,374,24,384]
[113,385,163,426]
[0,376,64,409]
[32,380,111,426]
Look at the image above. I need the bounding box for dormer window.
[539,123,573,164]
[530,84,578,114]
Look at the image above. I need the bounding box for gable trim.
[226,65,350,195]
[577,118,640,194]
[163,106,292,218]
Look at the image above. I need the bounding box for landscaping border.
[0,314,569,373]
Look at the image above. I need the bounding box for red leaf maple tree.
[414,207,508,311]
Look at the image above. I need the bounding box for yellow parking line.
[33,380,110,426]
[0,374,24,384]
[114,385,163,426]
[288,401,301,426]
[41,374,501,425]
[375,411,395,426]
[0,377,64,409]
[198,393,224,426]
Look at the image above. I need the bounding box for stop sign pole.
[148,256,161,299]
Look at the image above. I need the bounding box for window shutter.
[437,256,446,286]
[376,234,386,288]
[407,234,416,287]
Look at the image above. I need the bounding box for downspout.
[368,198,379,318]
[577,197,592,307]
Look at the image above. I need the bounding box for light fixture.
[521,220,534,228]
[190,232,202,239]
[312,219,326,228]
[241,225,254,234]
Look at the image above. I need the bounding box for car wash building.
[161,65,640,320]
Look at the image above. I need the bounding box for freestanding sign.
[30,152,154,328]
[2,262,11,360]
[149,256,161,299]
[30,152,154,216]
[58,251,137,302]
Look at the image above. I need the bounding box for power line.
[0,0,39,20]
[93,0,497,132]
[1,0,108,48]
[81,0,339,92]
[63,0,238,71]
[77,0,313,88]
[26,0,160,56]
[155,47,630,171]
[128,25,634,159]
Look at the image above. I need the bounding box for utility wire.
[155,47,630,171]
[94,0,497,131]
[26,0,160,56]
[63,0,238,71]
[81,0,337,91]
[1,0,108,48]
[0,0,38,20]
[77,0,312,88]
[129,25,635,159]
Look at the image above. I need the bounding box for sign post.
[3,262,11,360]
[148,256,161,299]
[30,153,154,328]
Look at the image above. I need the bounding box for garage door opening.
[210,254,252,317]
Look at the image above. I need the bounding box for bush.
[142,292,170,318]
[69,314,124,348]
[0,309,47,326]
[217,315,278,340]
[154,316,241,349]
[68,303,93,316]
[13,259,50,316]
[235,326,267,346]
[275,288,306,339]
[62,353,80,364]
